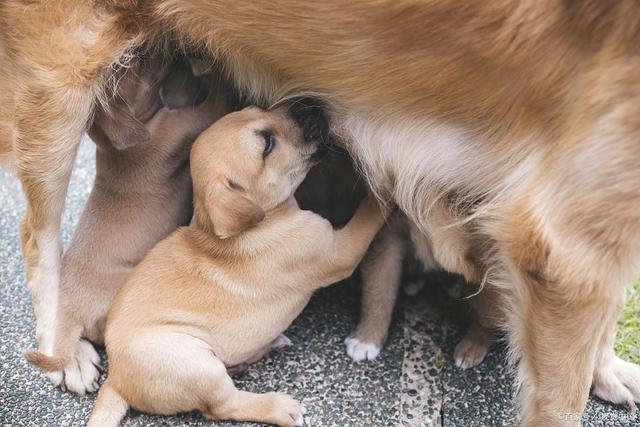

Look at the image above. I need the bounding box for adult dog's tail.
[88,381,129,427]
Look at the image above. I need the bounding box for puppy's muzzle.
[288,97,329,144]
[288,97,330,161]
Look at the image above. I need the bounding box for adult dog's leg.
[495,202,639,426]
[7,1,136,357]
[15,85,93,356]
[498,222,614,425]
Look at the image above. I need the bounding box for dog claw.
[271,334,293,353]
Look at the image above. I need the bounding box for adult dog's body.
[1,1,640,425]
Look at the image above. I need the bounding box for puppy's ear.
[90,105,150,150]
[200,176,265,239]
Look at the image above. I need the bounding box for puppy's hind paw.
[344,336,381,362]
[53,339,101,395]
[272,334,293,353]
[267,393,305,427]
[593,356,640,413]
[454,327,490,369]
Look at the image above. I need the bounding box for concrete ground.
[1,138,638,426]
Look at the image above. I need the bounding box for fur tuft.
[24,350,70,372]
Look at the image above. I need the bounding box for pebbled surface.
[1,138,638,426]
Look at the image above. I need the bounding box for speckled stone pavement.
[1,138,639,426]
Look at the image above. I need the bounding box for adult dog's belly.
[333,111,541,236]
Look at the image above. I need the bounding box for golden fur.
[2,1,640,424]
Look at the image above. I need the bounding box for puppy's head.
[191,99,329,239]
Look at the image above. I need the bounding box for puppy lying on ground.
[87,101,388,427]
[25,56,232,394]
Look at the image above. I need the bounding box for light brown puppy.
[88,102,388,427]
[345,206,499,369]
[3,2,640,424]
[24,56,233,394]
[296,149,495,368]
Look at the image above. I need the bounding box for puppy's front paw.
[267,393,305,427]
[593,356,640,414]
[344,336,381,362]
[52,339,101,395]
[454,328,490,369]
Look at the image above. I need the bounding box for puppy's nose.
[288,97,329,144]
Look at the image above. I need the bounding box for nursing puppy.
[346,209,499,369]
[88,102,388,427]
[4,2,640,425]
[296,151,496,367]
[24,57,232,394]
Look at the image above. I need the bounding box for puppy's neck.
[192,197,299,249]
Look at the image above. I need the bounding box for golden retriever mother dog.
[1,2,639,425]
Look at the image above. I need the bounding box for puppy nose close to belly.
[288,97,329,144]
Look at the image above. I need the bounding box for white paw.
[272,334,293,352]
[454,332,489,369]
[593,356,640,413]
[50,340,101,395]
[344,337,381,362]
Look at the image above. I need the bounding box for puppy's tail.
[24,351,70,372]
[88,381,129,427]
[24,321,83,372]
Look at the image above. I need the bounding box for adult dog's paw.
[593,356,640,414]
[48,339,101,395]
[344,336,381,362]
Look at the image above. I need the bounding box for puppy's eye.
[261,131,276,158]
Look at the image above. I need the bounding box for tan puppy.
[88,102,388,427]
[3,2,640,424]
[24,56,233,394]
[295,149,496,367]
[345,206,499,369]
